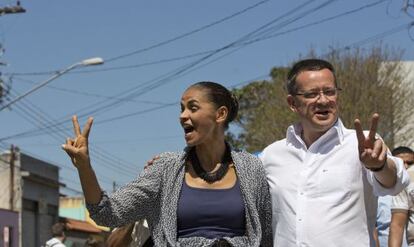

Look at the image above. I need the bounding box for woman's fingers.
[62,143,78,156]
[82,117,94,138]
[66,138,74,146]
[72,115,82,137]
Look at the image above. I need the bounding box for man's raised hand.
[62,115,93,169]
[354,113,388,171]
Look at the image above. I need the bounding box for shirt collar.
[286,118,345,146]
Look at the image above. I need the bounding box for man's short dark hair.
[286,58,337,95]
[392,146,414,156]
[51,222,65,237]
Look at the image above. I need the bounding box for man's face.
[396,152,414,169]
[287,68,339,138]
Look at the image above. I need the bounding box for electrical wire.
[4,0,270,77]
[4,20,411,143]
[11,76,174,106]
[105,0,270,63]
[3,1,408,149]
[3,0,328,139]
[239,0,389,46]
[2,89,140,183]
[34,0,324,128]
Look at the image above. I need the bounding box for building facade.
[0,149,61,247]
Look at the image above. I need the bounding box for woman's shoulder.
[149,151,186,171]
[231,150,265,173]
[232,149,257,158]
[157,151,184,160]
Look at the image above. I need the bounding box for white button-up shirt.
[260,119,409,247]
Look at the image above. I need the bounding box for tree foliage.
[228,46,413,152]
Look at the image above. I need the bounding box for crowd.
[53,58,412,246]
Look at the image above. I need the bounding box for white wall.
[393,61,414,149]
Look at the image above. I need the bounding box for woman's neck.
[195,139,227,172]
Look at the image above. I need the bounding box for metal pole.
[9,144,15,210]
[0,62,81,111]
[0,57,103,112]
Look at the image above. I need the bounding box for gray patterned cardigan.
[87,149,272,247]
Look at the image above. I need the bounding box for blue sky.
[0,0,413,195]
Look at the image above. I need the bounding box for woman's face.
[180,87,221,146]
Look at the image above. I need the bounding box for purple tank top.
[177,179,246,239]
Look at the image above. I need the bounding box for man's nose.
[315,92,330,103]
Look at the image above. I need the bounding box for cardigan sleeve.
[86,153,170,227]
[256,158,273,247]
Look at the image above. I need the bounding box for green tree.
[228,46,412,152]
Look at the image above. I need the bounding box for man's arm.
[389,211,408,247]
[372,157,397,188]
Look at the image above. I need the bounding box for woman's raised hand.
[62,115,93,169]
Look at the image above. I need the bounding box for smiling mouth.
[315,110,330,116]
[183,125,195,134]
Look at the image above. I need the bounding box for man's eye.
[324,89,336,96]
[304,92,318,98]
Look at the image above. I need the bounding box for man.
[376,194,407,247]
[259,59,409,247]
[391,146,414,170]
[45,222,66,247]
[375,146,414,247]
[389,146,414,247]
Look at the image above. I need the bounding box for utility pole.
[0,1,26,15]
[0,77,4,104]
[112,181,117,193]
[9,145,15,210]
[0,1,25,103]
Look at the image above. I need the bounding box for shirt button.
[298,218,302,221]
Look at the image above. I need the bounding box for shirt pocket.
[317,166,353,205]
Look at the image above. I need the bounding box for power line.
[3,0,387,79]
[71,0,371,78]
[3,0,269,77]
[11,76,174,106]
[4,0,329,129]
[2,72,270,141]
[239,0,390,46]
[2,89,140,180]
[2,20,410,143]
[0,73,270,146]
[105,0,270,63]
[50,0,326,122]
[4,50,214,76]
[4,0,398,148]
[4,0,318,82]
[4,0,371,141]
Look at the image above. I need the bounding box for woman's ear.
[216,106,228,124]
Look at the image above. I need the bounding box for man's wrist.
[367,154,388,172]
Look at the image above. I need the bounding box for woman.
[62,81,272,246]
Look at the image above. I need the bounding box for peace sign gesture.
[354,113,388,171]
[62,115,94,169]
